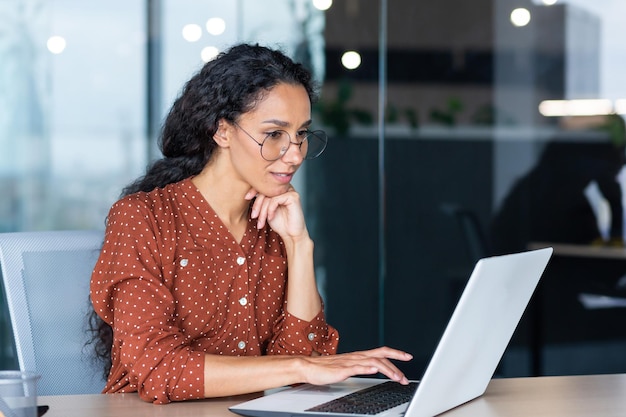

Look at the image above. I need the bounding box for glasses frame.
[233,121,327,161]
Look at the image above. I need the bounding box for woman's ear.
[213,120,231,148]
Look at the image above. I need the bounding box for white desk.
[38,373,626,417]
[443,373,626,416]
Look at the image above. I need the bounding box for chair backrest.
[440,203,490,262]
[0,230,106,395]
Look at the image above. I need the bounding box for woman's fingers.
[249,189,305,235]
[244,188,258,201]
[357,347,413,383]
[371,359,409,384]
[366,346,413,361]
[348,355,408,384]
[254,194,278,230]
[303,347,413,386]
[249,191,278,226]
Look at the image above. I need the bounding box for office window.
[0,0,146,232]
[0,0,328,232]
[3,0,626,379]
[313,0,626,380]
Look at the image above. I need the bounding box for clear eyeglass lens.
[260,130,327,161]
[261,130,290,160]
[304,131,328,160]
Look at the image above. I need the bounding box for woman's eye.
[296,130,309,139]
[265,131,284,140]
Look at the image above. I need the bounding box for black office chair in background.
[440,203,490,264]
[439,202,492,313]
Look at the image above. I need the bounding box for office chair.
[439,202,492,314]
[440,203,490,263]
[0,230,106,395]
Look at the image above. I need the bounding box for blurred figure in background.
[491,113,626,255]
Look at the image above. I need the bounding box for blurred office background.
[2,0,626,379]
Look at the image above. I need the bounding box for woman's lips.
[272,172,293,184]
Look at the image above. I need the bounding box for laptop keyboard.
[305,381,419,415]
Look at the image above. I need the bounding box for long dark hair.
[88,43,318,379]
[126,42,317,195]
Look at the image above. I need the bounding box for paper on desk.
[578,293,626,309]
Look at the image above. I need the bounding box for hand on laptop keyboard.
[300,346,413,386]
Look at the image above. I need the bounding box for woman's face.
[228,82,312,197]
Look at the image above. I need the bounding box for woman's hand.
[299,347,413,386]
[245,185,319,321]
[201,346,412,398]
[245,187,307,240]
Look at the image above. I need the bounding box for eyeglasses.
[233,122,328,161]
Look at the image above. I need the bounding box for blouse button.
[237,341,246,350]
[180,259,188,267]
[236,256,245,265]
[307,332,315,341]
[239,297,248,306]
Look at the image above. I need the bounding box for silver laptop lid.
[406,247,553,417]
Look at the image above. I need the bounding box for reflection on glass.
[312,0,333,11]
[510,8,531,26]
[0,1,146,232]
[205,17,226,35]
[341,50,361,70]
[201,45,220,62]
[46,36,66,54]
[182,24,202,42]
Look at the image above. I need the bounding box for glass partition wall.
[2,0,626,378]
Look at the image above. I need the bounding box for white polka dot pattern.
[89,178,339,404]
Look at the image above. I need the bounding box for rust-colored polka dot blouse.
[90,178,339,404]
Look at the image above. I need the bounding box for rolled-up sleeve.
[90,197,205,404]
[267,309,339,356]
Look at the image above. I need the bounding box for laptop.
[230,247,553,417]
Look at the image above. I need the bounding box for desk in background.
[529,242,626,260]
[39,374,626,417]
[525,242,626,376]
[530,241,626,308]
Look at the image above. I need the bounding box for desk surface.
[529,241,626,259]
[39,373,626,417]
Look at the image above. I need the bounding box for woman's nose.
[281,141,304,164]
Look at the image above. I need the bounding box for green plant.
[314,80,373,135]
[429,97,464,126]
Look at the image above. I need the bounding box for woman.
[89,43,412,404]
